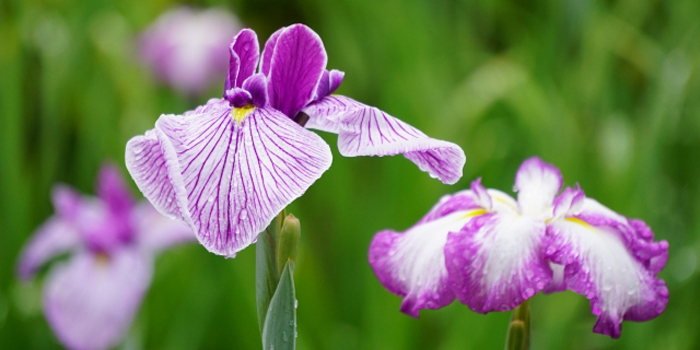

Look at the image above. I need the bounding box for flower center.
[232,104,255,124]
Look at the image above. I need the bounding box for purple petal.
[52,185,82,221]
[369,205,484,317]
[312,69,346,102]
[225,51,240,93]
[97,164,134,216]
[224,88,253,107]
[17,217,80,280]
[445,212,551,313]
[260,27,284,76]
[328,69,344,94]
[125,129,183,220]
[44,249,152,350]
[514,157,563,217]
[231,29,260,88]
[337,106,466,184]
[545,199,669,338]
[242,73,268,107]
[153,100,332,256]
[132,202,195,253]
[267,24,327,118]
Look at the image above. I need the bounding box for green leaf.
[256,211,285,333]
[262,260,297,350]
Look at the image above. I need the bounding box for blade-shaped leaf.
[262,260,297,350]
[256,211,285,333]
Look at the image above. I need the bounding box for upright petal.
[445,211,551,313]
[514,157,563,218]
[132,202,194,254]
[337,106,465,184]
[260,27,284,76]
[97,164,134,216]
[225,28,260,90]
[17,218,80,280]
[43,249,152,350]
[52,185,82,221]
[369,205,483,317]
[312,69,345,101]
[154,100,332,256]
[267,24,327,118]
[545,201,669,338]
[125,129,182,220]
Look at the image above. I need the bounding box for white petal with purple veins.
[44,249,152,350]
[126,129,183,220]
[154,100,332,256]
[337,107,465,184]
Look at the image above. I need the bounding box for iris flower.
[369,157,668,338]
[126,24,465,257]
[17,165,193,350]
[138,7,241,96]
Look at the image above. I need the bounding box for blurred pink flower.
[17,164,194,350]
[138,7,241,96]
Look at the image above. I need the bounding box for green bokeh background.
[1,0,699,348]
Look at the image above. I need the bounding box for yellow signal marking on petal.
[460,208,488,219]
[565,217,593,228]
[232,104,255,124]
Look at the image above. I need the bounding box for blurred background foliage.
[1,0,699,348]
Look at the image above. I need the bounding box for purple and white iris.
[126,24,465,257]
[138,7,241,96]
[17,165,193,350]
[369,157,668,338]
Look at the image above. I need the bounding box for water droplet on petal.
[294,299,298,309]
[207,196,214,203]
[240,209,248,220]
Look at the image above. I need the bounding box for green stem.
[505,299,530,350]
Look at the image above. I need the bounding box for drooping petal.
[267,24,327,118]
[445,211,551,313]
[369,207,483,317]
[153,100,332,256]
[96,164,134,216]
[417,190,481,224]
[43,249,152,350]
[302,95,361,133]
[132,202,194,254]
[260,27,284,76]
[545,202,669,338]
[125,129,182,220]
[337,106,466,184]
[17,217,80,280]
[328,69,344,94]
[514,157,563,218]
